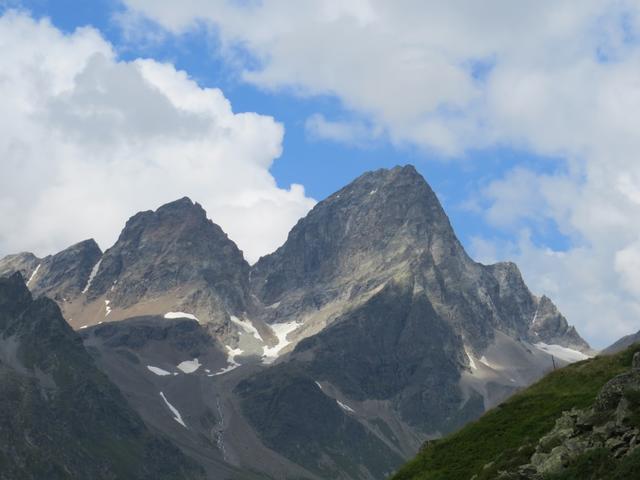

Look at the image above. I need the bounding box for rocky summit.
[0,165,592,479]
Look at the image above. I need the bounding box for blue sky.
[5,0,571,252]
[2,1,640,346]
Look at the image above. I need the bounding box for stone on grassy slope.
[497,353,640,479]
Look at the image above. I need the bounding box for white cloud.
[0,11,315,264]
[305,113,381,146]
[120,0,620,153]
[119,1,640,346]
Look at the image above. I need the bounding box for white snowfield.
[336,399,355,413]
[26,263,41,287]
[230,315,263,341]
[262,321,301,363]
[82,258,102,294]
[534,343,591,363]
[159,391,187,428]
[164,312,200,322]
[147,365,172,376]
[104,299,111,317]
[177,358,201,374]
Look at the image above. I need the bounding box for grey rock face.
[0,240,102,302]
[31,239,102,301]
[251,165,465,303]
[289,277,480,433]
[251,165,588,354]
[250,165,475,335]
[84,197,250,328]
[528,295,591,351]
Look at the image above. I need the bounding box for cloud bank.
[0,11,315,264]
[121,0,640,346]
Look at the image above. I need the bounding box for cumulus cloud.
[119,0,640,346]
[0,11,315,264]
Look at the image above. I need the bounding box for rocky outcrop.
[528,295,591,351]
[498,353,640,479]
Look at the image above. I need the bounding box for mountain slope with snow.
[0,165,591,479]
[0,273,204,480]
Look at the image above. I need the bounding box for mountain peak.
[0,252,41,282]
[252,165,462,304]
[81,197,250,326]
[28,238,102,301]
[328,164,437,203]
[370,164,421,181]
[155,196,202,215]
[529,294,591,351]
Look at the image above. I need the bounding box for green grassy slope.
[391,344,640,480]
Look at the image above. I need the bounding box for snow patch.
[479,355,497,370]
[147,365,172,376]
[465,347,477,370]
[262,321,301,363]
[336,399,355,413]
[159,391,187,428]
[177,358,201,374]
[531,303,540,325]
[230,315,263,342]
[26,264,41,287]
[104,300,111,317]
[211,346,242,376]
[369,189,377,195]
[534,343,591,363]
[82,258,102,294]
[314,381,323,390]
[164,311,200,323]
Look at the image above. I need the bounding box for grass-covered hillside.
[391,344,640,480]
